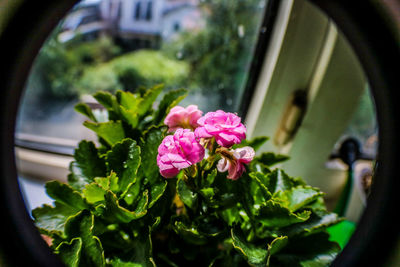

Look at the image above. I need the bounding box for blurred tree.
[27,32,122,103]
[77,50,189,94]
[163,0,266,111]
[20,30,122,121]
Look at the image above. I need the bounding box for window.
[146,1,152,21]
[134,2,141,20]
[173,21,180,32]
[16,0,272,210]
[134,0,153,21]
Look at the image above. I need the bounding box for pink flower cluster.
[157,128,204,178]
[157,105,253,179]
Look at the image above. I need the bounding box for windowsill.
[15,147,71,182]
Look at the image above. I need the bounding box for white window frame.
[245,0,368,221]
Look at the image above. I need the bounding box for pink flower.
[164,105,203,132]
[195,110,246,147]
[217,146,255,180]
[157,128,205,178]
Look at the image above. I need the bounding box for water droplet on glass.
[260,27,267,34]
[238,25,245,38]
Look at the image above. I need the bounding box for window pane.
[146,1,152,21]
[135,2,141,20]
[16,0,269,146]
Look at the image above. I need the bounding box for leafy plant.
[33,85,341,266]
[78,50,189,94]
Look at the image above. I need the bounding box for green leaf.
[138,84,164,115]
[110,258,143,267]
[268,236,288,256]
[200,188,215,200]
[93,172,119,192]
[176,178,198,210]
[83,183,107,204]
[220,207,241,226]
[153,89,187,124]
[116,90,142,112]
[84,120,125,146]
[255,200,311,228]
[204,169,217,187]
[266,236,289,266]
[109,172,120,192]
[32,201,78,233]
[74,103,97,122]
[231,227,268,267]
[68,140,106,191]
[123,226,156,267]
[121,178,142,206]
[104,190,148,223]
[148,180,168,208]
[106,138,141,191]
[120,106,139,128]
[138,126,166,184]
[195,215,224,237]
[249,172,272,199]
[150,217,161,231]
[64,210,105,267]
[83,172,120,204]
[275,186,324,212]
[94,177,109,189]
[304,196,327,211]
[257,152,289,166]
[173,220,207,245]
[280,210,341,237]
[93,91,116,110]
[45,181,88,210]
[55,237,82,267]
[273,232,340,267]
[267,169,304,194]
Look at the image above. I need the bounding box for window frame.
[14,0,281,182]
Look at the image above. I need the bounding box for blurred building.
[58,0,204,48]
[58,0,106,42]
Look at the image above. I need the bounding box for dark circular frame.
[1,0,399,266]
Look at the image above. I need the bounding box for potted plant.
[33,85,341,266]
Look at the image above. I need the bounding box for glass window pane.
[16,0,269,146]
